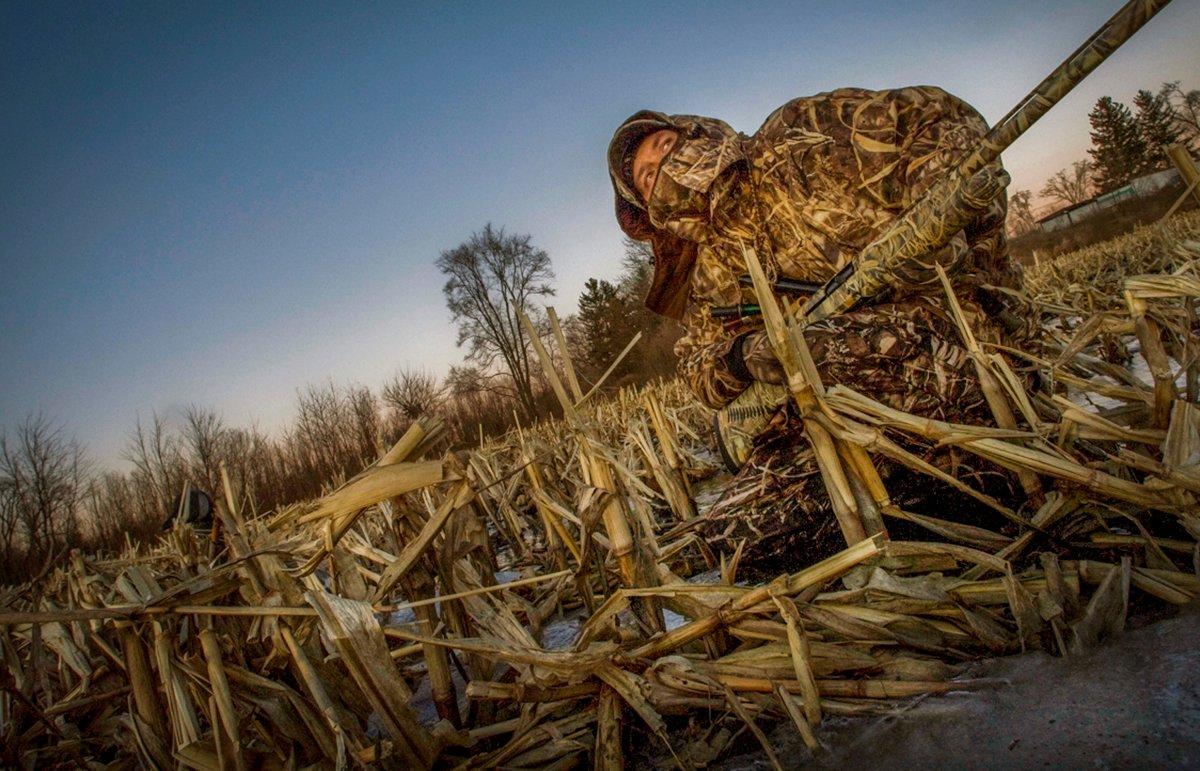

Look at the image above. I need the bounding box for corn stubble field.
[2,212,1199,769]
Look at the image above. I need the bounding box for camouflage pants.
[700,299,1018,570]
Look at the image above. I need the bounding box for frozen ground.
[709,604,1200,770]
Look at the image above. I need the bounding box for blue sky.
[2,0,1197,466]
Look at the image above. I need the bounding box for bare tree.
[124,412,184,511]
[346,385,380,462]
[1159,81,1200,149]
[294,381,355,483]
[0,481,19,560]
[437,224,554,419]
[1039,160,1094,206]
[382,366,444,434]
[88,471,141,541]
[438,365,521,445]
[1006,189,1037,236]
[289,380,381,488]
[182,405,226,494]
[618,237,656,297]
[220,425,276,511]
[0,414,89,563]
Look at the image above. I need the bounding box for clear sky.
[3,0,1197,467]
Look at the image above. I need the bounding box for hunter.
[608,86,1021,567]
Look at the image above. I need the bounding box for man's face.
[632,129,679,203]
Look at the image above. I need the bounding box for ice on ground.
[493,569,521,584]
[541,612,585,651]
[663,608,688,631]
[389,606,417,626]
[1065,338,1188,413]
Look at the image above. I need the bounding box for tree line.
[1008,80,1198,236]
[1,235,680,583]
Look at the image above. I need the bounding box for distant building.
[1035,166,1183,233]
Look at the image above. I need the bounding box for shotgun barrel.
[802,0,1174,323]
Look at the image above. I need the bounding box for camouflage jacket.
[609,86,1013,409]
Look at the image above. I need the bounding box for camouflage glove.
[726,331,785,386]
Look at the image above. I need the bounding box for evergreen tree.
[576,278,632,379]
[616,238,682,380]
[1134,89,1181,169]
[1088,96,1149,192]
[568,239,683,391]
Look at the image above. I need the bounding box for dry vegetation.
[1023,208,1200,298]
[0,238,680,587]
[2,214,1199,769]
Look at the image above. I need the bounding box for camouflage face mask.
[647,172,712,243]
[647,116,747,243]
[658,116,746,194]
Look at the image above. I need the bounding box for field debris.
[2,213,1199,768]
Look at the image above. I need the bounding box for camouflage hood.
[608,111,747,319]
[609,87,1010,325]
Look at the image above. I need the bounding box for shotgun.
[712,0,1176,469]
[800,0,1174,324]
